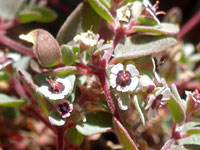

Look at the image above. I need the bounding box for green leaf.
[137,16,157,26]
[0,0,24,20]
[114,35,177,60]
[113,117,139,150]
[0,71,9,81]
[0,93,26,107]
[66,127,84,146]
[76,111,112,136]
[133,23,179,35]
[187,128,200,135]
[31,7,57,23]
[178,134,200,146]
[18,10,41,23]
[48,111,65,126]
[56,2,100,44]
[88,0,114,23]
[168,85,185,123]
[61,45,74,65]
[133,95,145,125]
[17,69,49,115]
[99,0,112,9]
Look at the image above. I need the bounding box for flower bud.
[19,29,62,67]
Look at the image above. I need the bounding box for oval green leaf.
[0,93,26,107]
[61,45,74,65]
[168,85,185,123]
[66,127,84,146]
[56,2,100,44]
[31,7,57,23]
[133,23,179,35]
[18,11,41,23]
[114,35,177,60]
[88,0,114,23]
[113,117,139,150]
[76,111,112,136]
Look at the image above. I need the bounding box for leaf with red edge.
[113,117,139,150]
[56,2,100,44]
[114,35,177,60]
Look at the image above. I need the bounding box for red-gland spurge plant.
[0,0,200,149]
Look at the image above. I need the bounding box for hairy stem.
[177,11,200,38]
[98,74,122,122]
[0,34,35,58]
[102,29,124,64]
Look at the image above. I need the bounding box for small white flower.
[116,2,142,24]
[37,77,72,100]
[74,30,98,50]
[116,3,131,23]
[110,63,139,92]
[139,74,155,92]
[145,86,171,118]
[57,100,73,118]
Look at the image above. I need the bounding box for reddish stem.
[102,28,124,64]
[56,127,65,150]
[0,19,19,31]
[98,73,122,122]
[0,34,35,58]
[177,11,200,39]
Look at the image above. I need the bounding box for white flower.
[116,2,142,24]
[57,100,73,118]
[116,3,131,23]
[145,86,171,118]
[37,77,72,100]
[110,63,139,92]
[139,74,155,92]
[74,30,98,50]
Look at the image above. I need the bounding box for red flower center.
[116,71,131,87]
[46,77,65,94]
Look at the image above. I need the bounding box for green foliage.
[87,0,114,23]
[66,128,84,146]
[61,45,74,65]
[0,93,26,107]
[76,111,112,135]
[113,117,138,150]
[56,2,100,44]
[114,35,177,60]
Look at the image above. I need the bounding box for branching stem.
[0,34,35,58]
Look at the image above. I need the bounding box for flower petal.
[145,94,155,110]
[126,64,139,76]
[161,87,171,101]
[110,74,117,88]
[128,76,139,91]
[111,63,123,75]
